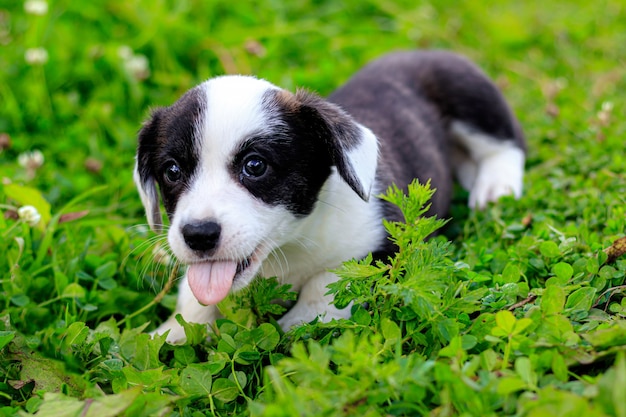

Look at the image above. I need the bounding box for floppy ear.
[294,90,379,201]
[134,109,164,232]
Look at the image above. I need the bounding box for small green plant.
[252,182,626,416]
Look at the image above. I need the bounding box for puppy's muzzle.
[182,221,221,253]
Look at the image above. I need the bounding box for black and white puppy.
[134,50,526,343]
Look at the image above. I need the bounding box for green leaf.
[11,294,30,307]
[173,345,198,366]
[230,371,248,389]
[381,318,401,345]
[494,310,517,334]
[83,388,142,417]
[480,349,498,371]
[211,378,239,402]
[0,331,15,350]
[596,351,626,417]
[180,363,213,396]
[122,366,168,388]
[122,391,174,417]
[25,396,44,414]
[502,263,521,284]
[61,283,87,300]
[217,334,237,355]
[23,392,84,417]
[439,336,463,358]
[97,277,117,290]
[61,322,89,352]
[461,334,478,350]
[583,321,626,348]
[515,356,536,387]
[541,286,566,315]
[133,332,166,370]
[205,351,229,375]
[17,350,85,396]
[551,352,568,382]
[174,314,208,345]
[565,287,597,311]
[539,241,561,258]
[255,323,280,351]
[95,261,117,280]
[352,305,372,326]
[235,347,261,365]
[552,262,574,282]
[436,318,459,343]
[586,257,599,274]
[497,376,528,395]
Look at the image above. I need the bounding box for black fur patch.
[136,86,206,219]
[228,90,336,216]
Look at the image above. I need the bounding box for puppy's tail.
[399,50,526,208]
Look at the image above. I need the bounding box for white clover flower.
[124,54,150,80]
[24,0,48,15]
[597,101,614,126]
[18,149,44,170]
[118,46,150,81]
[18,205,41,227]
[117,45,134,60]
[18,149,44,180]
[25,47,48,65]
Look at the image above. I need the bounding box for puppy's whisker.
[260,238,289,282]
[124,227,177,294]
[290,234,319,252]
[314,198,347,214]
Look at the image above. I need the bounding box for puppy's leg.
[451,121,525,209]
[152,275,220,343]
[277,271,351,330]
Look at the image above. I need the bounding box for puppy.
[134,50,526,343]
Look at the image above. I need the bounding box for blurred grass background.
[1,0,624,217]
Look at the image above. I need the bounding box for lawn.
[1,0,625,416]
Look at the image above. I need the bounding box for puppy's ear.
[134,109,164,231]
[294,90,379,201]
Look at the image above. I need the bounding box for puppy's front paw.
[151,316,187,344]
[277,299,352,331]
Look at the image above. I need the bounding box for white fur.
[133,161,161,231]
[450,121,525,209]
[342,126,379,200]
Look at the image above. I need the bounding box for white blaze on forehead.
[196,75,281,163]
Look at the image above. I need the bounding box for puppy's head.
[134,75,377,305]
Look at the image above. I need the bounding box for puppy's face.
[134,75,377,306]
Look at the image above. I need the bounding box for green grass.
[1,0,626,415]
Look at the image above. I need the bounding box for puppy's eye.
[164,163,182,183]
[242,156,267,178]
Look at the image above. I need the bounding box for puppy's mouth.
[186,252,257,306]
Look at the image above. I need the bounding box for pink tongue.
[187,261,237,305]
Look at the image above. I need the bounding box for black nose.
[181,221,222,252]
